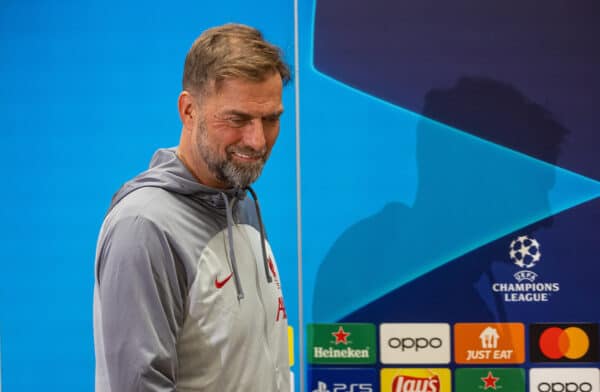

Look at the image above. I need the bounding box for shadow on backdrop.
[313,76,569,322]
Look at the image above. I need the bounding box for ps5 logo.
[313,381,374,392]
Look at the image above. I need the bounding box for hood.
[109,147,246,213]
[108,147,272,300]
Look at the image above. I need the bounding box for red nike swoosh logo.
[214,273,233,289]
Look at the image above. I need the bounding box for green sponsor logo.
[455,368,525,391]
[307,323,376,364]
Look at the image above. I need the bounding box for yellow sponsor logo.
[288,326,294,366]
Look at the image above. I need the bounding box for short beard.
[196,120,267,189]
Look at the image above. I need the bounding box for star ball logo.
[491,235,560,302]
[455,368,525,391]
[530,323,598,363]
[509,235,541,269]
[307,323,376,364]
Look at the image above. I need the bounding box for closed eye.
[220,109,283,127]
[225,115,252,127]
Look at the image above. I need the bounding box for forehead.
[202,74,284,115]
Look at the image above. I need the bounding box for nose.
[242,119,266,151]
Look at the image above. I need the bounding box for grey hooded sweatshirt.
[93,148,290,392]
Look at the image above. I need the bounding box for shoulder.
[99,186,226,262]
[95,192,188,286]
[109,187,181,222]
[97,187,184,256]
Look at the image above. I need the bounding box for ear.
[178,91,197,130]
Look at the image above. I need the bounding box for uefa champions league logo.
[492,235,560,302]
[509,235,541,282]
[509,235,541,268]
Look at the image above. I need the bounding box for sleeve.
[95,215,187,392]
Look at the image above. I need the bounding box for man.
[93,24,291,391]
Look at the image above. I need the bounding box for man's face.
[189,72,284,189]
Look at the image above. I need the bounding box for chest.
[185,224,286,344]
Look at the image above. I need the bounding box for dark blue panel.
[314,0,600,180]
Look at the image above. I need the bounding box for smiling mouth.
[232,151,262,160]
[229,148,266,162]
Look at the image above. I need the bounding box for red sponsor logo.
[276,296,287,321]
[214,273,233,289]
[481,371,500,390]
[391,375,440,392]
[332,326,351,345]
[538,326,589,360]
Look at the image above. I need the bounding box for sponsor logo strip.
[454,323,525,364]
[381,368,451,392]
[530,323,599,363]
[307,323,376,364]
[455,368,525,391]
[530,368,600,392]
[379,323,450,364]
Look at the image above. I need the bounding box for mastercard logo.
[539,327,589,359]
[530,323,598,363]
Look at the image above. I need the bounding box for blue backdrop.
[2,0,600,391]
[0,1,297,391]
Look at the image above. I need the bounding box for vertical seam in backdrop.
[293,0,304,389]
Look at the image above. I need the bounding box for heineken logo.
[332,326,351,345]
[313,347,369,359]
[455,368,525,391]
[307,323,376,364]
[481,371,500,390]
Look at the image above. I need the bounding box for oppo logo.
[388,337,443,351]
[380,323,451,364]
[537,382,593,392]
[530,368,599,392]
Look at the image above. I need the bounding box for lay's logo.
[392,375,440,392]
[381,369,451,392]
